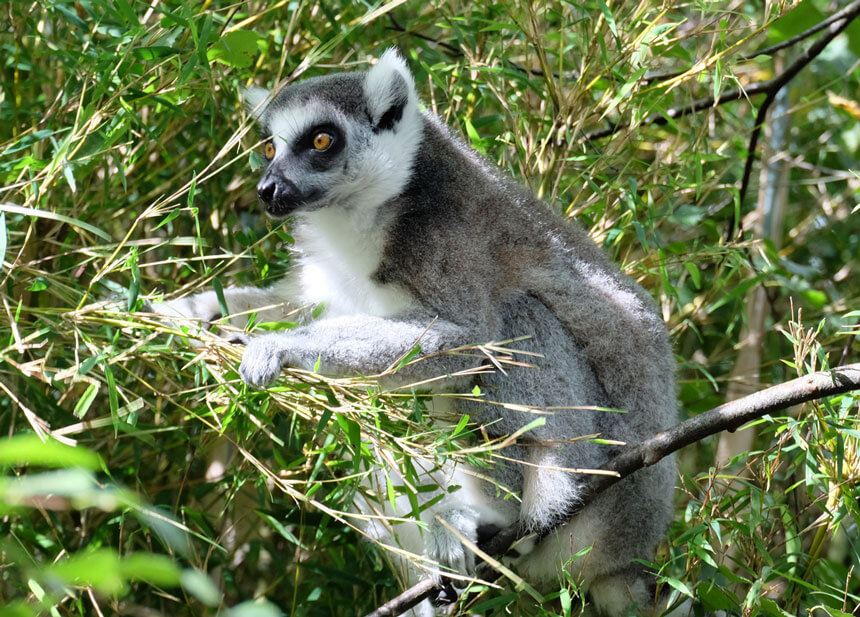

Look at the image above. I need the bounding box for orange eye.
[313,133,332,151]
[264,141,276,159]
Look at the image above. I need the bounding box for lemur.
[155,49,677,616]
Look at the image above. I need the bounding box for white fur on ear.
[242,86,271,120]
[364,48,417,125]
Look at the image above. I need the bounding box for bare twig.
[740,3,859,61]
[585,0,860,145]
[731,0,860,234]
[365,579,436,617]
[366,363,860,616]
[386,14,461,56]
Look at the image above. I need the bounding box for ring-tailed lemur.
[155,49,677,616]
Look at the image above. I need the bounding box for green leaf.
[451,413,470,436]
[0,203,111,241]
[393,345,421,372]
[73,383,99,419]
[222,601,282,617]
[1,129,57,155]
[47,549,125,595]
[463,117,486,154]
[336,416,361,446]
[120,553,182,587]
[27,277,46,292]
[696,581,737,611]
[208,30,265,68]
[817,608,854,617]
[104,361,120,431]
[0,435,101,469]
[596,0,617,37]
[0,469,101,507]
[0,211,6,272]
[767,1,824,44]
[152,208,181,230]
[664,576,693,598]
[78,352,105,376]
[113,0,139,25]
[180,569,221,607]
[800,288,827,309]
[559,588,572,617]
[685,262,701,289]
[132,46,178,60]
[706,273,767,312]
[126,247,140,311]
[62,160,76,192]
[386,474,396,510]
[255,321,299,331]
[258,511,308,549]
[713,58,722,101]
[212,277,229,319]
[0,601,37,617]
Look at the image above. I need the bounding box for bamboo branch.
[365,363,860,617]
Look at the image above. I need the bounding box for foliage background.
[1,0,859,615]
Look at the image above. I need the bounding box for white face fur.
[244,49,424,219]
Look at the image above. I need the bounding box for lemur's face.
[256,98,354,217]
[245,50,422,218]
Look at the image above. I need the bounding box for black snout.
[257,172,302,216]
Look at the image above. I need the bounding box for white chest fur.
[293,206,413,318]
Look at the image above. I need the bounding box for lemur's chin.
[263,202,299,218]
[263,190,323,218]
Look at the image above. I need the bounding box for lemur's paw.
[239,337,285,387]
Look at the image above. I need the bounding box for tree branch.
[365,363,860,617]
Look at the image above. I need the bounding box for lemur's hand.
[239,334,292,387]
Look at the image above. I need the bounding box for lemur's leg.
[357,453,516,613]
[238,314,486,387]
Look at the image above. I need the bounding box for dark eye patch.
[294,123,345,170]
[294,123,341,151]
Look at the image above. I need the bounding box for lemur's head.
[244,49,423,217]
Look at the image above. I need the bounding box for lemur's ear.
[242,86,271,120]
[364,48,416,132]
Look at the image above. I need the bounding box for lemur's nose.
[257,172,301,214]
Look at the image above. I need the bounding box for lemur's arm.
[239,314,484,387]
[151,278,302,331]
